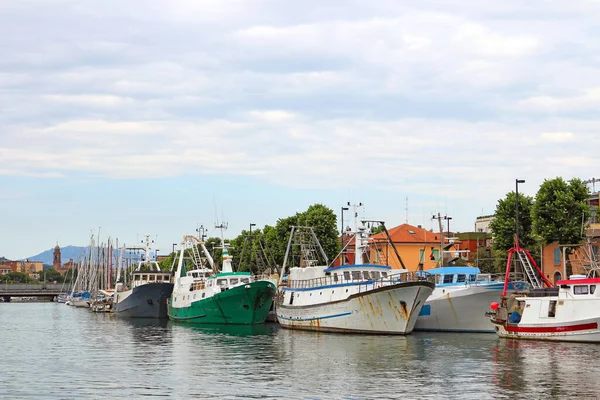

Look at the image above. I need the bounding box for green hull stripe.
[168,281,275,325]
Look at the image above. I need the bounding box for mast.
[216,223,233,273]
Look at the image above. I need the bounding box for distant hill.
[27,246,88,266]
[27,246,156,267]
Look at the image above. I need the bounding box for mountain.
[26,246,156,267]
[27,246,89,266]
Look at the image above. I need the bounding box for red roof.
[372,224,442,244]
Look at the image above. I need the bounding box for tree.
[296,204,340,263]
[42,268,63,283]
[489,191,535,251]
[533,177,590,246]
[5,271,31,283]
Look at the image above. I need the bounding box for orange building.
[368,224,459,271]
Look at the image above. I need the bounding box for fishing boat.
[488,239,600,342]
[276,204,435,334]
[112,236,174,318]
[414,266,516,333]
[168,225,276,324]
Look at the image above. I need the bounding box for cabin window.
[381,272,388,278]
[343,271,351,281]
[217,279,227,286]
[230,278,239,285]
[192,273,198,278]
[591,285,597,295]
[372,271,381,279]
[362,271,370,280]
[443,275,453,284]
[142,275,148,281]
[202,293,205,298]
[435,275,442,285]
[469,274,477,282]
[289,293,295,305]
[333,273,339,283]
[241,278,250,284]
[548,300,557,317]
[456,274,466,283]
[149,275,156,282]
[351,271,361,281]
[574,285,589,295]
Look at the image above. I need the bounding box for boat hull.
[277,281,434,334]
[492,318,600,343]
[113,282,174,318]
[168,281,276,325]
[414,283,503,333]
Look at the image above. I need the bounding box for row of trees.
[482,177,594,273]
[159,204,341,273]
[1,268,75,284]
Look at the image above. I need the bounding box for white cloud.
[540,132,574,143]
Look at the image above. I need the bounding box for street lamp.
[172,243,177,254]
[515,179,525,247]
[196,224,207,241]
[341,206,349,265]
[443,215,453,237]
[249,223,256,235]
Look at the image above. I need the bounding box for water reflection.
[170,321,280,337]
[491,339,600,399]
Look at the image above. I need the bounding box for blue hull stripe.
[278,312,351,321]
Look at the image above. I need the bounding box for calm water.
[1,303,600,399]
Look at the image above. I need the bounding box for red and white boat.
[489,240,600,342]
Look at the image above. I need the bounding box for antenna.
[405,197,408,224]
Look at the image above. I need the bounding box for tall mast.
[216,223,233,273]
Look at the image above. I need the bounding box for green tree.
[5,271,31,283]
[42,268,64,283]
[532,177,590,246]
[489,191,535,251]
[296,204,340,262]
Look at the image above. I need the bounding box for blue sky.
[1,0,600,260]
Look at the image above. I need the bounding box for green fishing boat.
[168,229,276,325]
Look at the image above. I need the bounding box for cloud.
[540,132,574,143]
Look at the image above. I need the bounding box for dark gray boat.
[113,271,174,318]
[111,236,174,318]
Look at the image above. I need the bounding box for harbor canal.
[2,303,599,399]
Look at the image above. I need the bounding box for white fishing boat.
[276,204,435,334]
[414,267,508,332]
[489,240,600,342]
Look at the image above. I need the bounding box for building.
[53,244,61,271]
[23,260,43,274]
[56,258,76,276]
[368,223,459,271]
[0,265,11,275]
[475,215,494,233]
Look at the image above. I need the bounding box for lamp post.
[249,223,256,235]
[172,243,177,254]
[515,179,525,247]
[341,206,349,265]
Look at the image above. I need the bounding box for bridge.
[0,283,66,302]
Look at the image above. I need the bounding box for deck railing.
[286,271,434,291]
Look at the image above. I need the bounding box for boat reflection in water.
[491,338,600,398]
[170,321,280,337]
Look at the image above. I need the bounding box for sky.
[1,0,600,260]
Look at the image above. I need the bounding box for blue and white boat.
[414,266,506,333]
[276,204,435,334]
